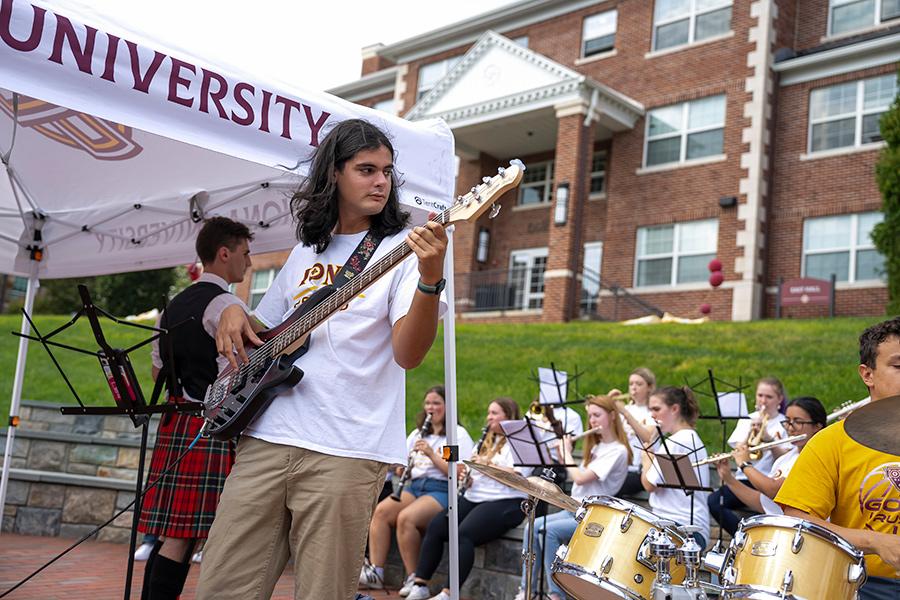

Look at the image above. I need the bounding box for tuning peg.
[489,204,501,219]
[456,195,464,204]
[497,167,506,176]
[482,176,491,184]
[470,186,477,194]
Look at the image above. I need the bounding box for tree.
[872,70,900,315]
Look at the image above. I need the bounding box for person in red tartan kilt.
[138,216,254,600]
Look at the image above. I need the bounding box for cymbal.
[844,395,900,455]
[463,460,580,512]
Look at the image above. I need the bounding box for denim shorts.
[407,477,449,509]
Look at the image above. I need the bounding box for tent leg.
[442,228,461,600]
[0,275,38,534]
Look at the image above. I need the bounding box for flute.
[692,434,807,467]
[570,426,602,442]
[827,397,871,422]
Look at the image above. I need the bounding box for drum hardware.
[520,468,558,600]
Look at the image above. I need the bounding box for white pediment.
[409,31,583,120]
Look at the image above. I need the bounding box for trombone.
[692,434,806,467]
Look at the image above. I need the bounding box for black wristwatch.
[417,278,446,295]
[738,461,752,472]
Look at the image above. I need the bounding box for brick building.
[236,0,899,322]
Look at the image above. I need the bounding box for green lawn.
[0,314,883,449]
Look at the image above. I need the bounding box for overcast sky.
[71,0,518,91]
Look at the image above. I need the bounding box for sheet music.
[538,367,567,406]
[716,391,749,418]
[500,419,557,466]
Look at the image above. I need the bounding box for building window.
[829,0,900,36]
[803,212,884,282]
[372,98,396,114]
[582,10,617,57]
[809,74,897,153]
[653,0,732,51]
[511,35,529,48]
[635,219,718,287]
[509,248,548,309]
[589,151,607,195]
[250,268,278,309]
[645,95,726,167]
[416,56,461,100]
[581,241,603,314]
[517,161,554,206]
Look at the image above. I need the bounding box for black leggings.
[416,496,525,587]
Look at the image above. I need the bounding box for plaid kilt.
[138,405,235,539]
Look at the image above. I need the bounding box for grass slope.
[0,315,882,449]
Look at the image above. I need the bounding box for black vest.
[160,281,227,400]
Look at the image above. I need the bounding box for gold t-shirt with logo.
[776,420,900,579]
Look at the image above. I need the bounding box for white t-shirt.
[646,428,710,540]
[623,403,653,470]
[553,406,584,438]
[408,426,475,481]
[245,230,447,464]
[464,441,530,503]
[571,441,629,502]
[759,447,800,515]
[728,411,787,480]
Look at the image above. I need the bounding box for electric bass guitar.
[202,160,526,440]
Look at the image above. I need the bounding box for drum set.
[463,466,868,600]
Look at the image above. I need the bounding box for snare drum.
[551,496,686,600]
[720,514,866,599]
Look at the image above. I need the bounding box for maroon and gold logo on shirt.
[859,463,900,533]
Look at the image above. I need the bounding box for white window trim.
[516,160,554,207]
[574,48,618,66]
[643,95,727,168]
[799,140,886,161]
[589,150,607,197]
[509,247,549,310]
[636,153,727,175]
[645,30,734,59]
[651,0,733,52]
[581,9,617,58]
[827,0,900,38]
[807,76,896,154]
[802,212,883,283]
[249,268,277,308]
[634,220,719,288]
[416,56,460,101]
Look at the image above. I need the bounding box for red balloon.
[187,263,202,282]
[699,303,712,315]
[708,258,722,273]
[709,271,725,287]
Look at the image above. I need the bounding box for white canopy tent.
[0,1,467,596]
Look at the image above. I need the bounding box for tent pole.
[0,274,38,534]
[443,227,460,600]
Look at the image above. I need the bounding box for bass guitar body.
[202,286,334,440]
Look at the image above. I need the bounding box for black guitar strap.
[332,230,385,289]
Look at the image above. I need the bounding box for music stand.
[532,363,585,439]
[13,284,199,600]
[645,425,712,529]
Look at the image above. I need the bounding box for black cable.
[0,429,205,598]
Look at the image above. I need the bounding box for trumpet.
[746,411,769,460]
[391,413,433,501]
[827,397,871,422]
[692,434,806,467]
[459,425,489,496]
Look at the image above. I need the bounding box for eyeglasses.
[781,419,815,430]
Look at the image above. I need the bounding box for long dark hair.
[291,119,410,253]
[787,396,827,429]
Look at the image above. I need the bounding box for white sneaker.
[398,573,417,597]
[191,550,203,563]
[512,589,525,600]
[428,592,450,600]
[133,542,154,561]
[358,562,384,590]
[405,584,431,600]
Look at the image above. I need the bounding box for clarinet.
[459,425,490,496]
[390,413,433,502]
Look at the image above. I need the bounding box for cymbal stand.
[521,468,556,600]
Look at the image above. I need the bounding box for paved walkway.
[0,534,399,599]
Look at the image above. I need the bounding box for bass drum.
[551,496,686,600]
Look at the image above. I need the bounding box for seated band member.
[406,398,527,600]
[641,386,710,548]
[195,119,448,600]
[360,386,474,595]
[715,396,826,516]
[514,394,630,600]
[609,367,657,496]
[707,376,787,536]
[138,217,253,600]
[777,317,900,600]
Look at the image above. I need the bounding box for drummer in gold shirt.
[776,316,900,600]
